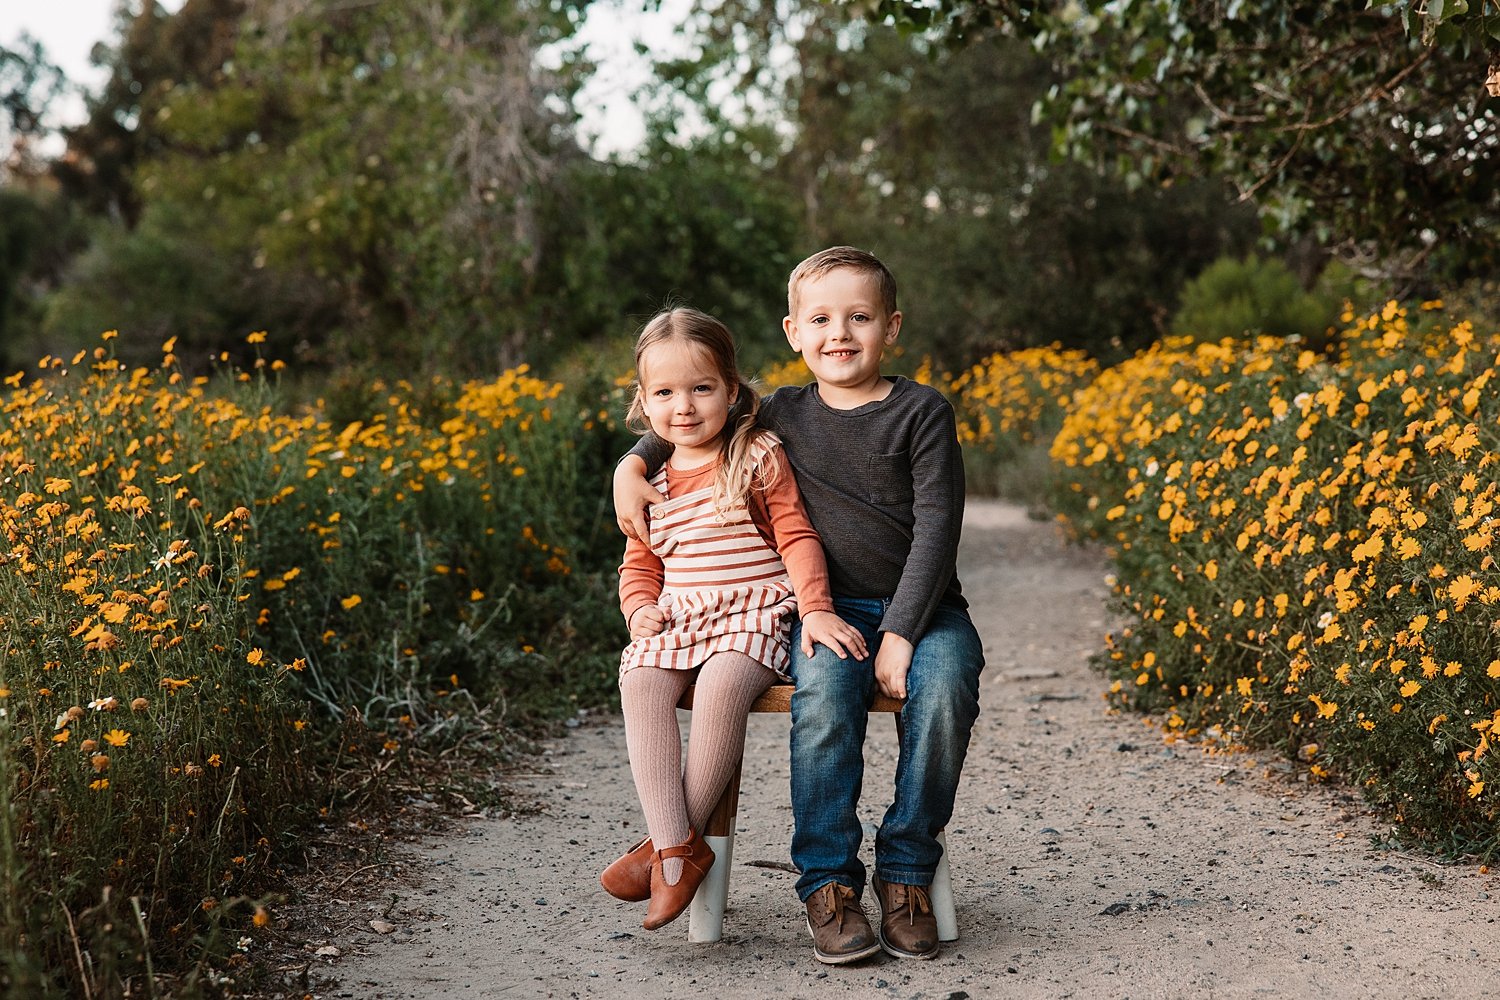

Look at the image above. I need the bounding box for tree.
[1,34,66,177]
[868,1,1500,289]
[535,131,804,375]
[784,19,1258,361]
[0,186,89,363]
[644,2,1257,363]
[52,0,247,226]
[38,0,820,373]
[48,0,592,370]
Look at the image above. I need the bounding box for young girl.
[600,307,866,930]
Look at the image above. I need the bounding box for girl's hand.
[628,605,669,639]
[614,457,666,542]
[799,610,869,661]
[874,632,914,700]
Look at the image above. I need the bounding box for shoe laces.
[892,883,932,920]
[815,882,856,927]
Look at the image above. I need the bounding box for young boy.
[613,246,983,964]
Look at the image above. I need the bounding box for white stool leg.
[930,830,958,942]
[688,833,733,942]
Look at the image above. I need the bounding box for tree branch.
[1237,126,1306,203]
[1275,46,1435,134]
[1094,120,1197,160]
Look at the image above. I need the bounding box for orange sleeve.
[618,534,664,627]
[750,444,834,615]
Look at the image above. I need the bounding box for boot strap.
[654,829,704,864]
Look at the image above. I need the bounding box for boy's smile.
[783,267,902,410]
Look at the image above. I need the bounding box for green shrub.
[1172,254,1339,349]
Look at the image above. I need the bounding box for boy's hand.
[874,632,914,700]
[799,610,869,661]
[613,456,665,542]
[628,605,669,639]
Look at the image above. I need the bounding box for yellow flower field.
[1053,304,1500,853]
[0,334,623,995]
[11,307,1497,992]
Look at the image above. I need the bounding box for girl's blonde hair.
[626,308,777,517]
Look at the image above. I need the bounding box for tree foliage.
[52,0,247,227]
[27,0,1487,371]
[1,34,66,172]
[49,0,592,370]
[38,0,806,374]
[649,2,1257,364]
[868,1,1500,287]
[536,135,803,374]
[0,188,87,363]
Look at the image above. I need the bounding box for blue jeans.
[788,596,983,900]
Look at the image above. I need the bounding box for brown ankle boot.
[642,828,715,930]
[600,836,654,902]
[872,876,939,959]
[804,882,880,964]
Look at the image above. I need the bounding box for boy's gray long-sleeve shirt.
[628,375,966,643]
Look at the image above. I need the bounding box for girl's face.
[637,338,737,465]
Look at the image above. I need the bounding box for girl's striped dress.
[619,438,800,680]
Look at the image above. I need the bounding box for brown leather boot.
[600,836,653,902]
[871,876,939,959]
[803,882,880,964]
[642,828,714,930]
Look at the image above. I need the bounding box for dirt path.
[321,500,1500,999]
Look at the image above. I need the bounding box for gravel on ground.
[315,500,1500,1000]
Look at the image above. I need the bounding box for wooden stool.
[677,682,958,944]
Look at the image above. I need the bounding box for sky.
[1,0,144,141]
[1,0,684,157]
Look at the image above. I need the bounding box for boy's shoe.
[600,836,654,901]
[804,882,881,964]
[871,876,939,960]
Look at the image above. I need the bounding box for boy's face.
[782,267,901,405]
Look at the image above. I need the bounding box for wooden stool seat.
[679,684,905,715]
[675,682,958,944]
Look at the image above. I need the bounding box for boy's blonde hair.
[786,245,898,318]
[626,307,777,517]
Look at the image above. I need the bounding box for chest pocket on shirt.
[867,450,914,506]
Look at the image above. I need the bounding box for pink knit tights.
[620,652,777,885]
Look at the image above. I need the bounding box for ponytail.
[712,376,778,518]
